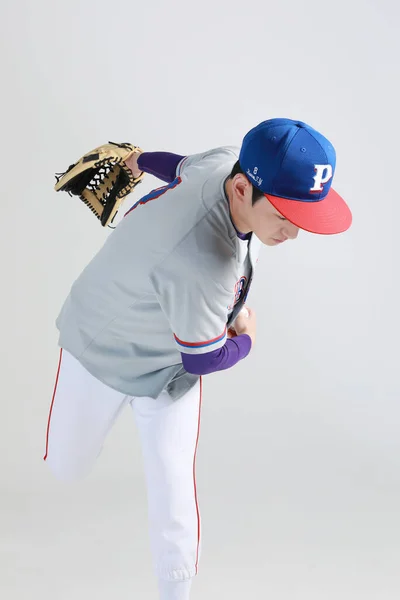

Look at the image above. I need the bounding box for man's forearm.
[137,152,186,183]
[181,334,252,376]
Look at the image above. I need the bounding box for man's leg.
[131,379,203,600]
[44,348,130,481]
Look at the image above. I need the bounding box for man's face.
[248,194,300,246]
[230,175,300,246]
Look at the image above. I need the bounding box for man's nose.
[283,223,300,240]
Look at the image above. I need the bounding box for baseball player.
[44,118,352,600]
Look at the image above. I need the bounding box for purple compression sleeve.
[181,334,252,376]
[137,152,185,183]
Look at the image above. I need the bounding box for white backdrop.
[1,0,399,598]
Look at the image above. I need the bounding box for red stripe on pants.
[43,348,63,461]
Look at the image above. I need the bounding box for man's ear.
[232,174,251,202]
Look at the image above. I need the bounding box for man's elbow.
[181,354,213,376]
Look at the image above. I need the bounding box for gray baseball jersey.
[56,146,261,400]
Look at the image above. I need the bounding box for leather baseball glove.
[54,141,144,227]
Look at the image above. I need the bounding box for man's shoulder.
[178,146,240,176]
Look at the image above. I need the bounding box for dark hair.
[229,161,264,205]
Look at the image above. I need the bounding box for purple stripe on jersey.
[181,334,252,376]
[137,152,185,183]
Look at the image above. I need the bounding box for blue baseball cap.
[239,118,352,234]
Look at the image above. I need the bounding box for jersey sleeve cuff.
[173,327,227,355]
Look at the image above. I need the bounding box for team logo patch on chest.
[228,276,247,310]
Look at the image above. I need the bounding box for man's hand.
[125,151,143,179]
[228,306,256,345]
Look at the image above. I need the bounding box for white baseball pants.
[43,348,202,593]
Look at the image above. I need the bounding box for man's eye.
[277,215,286,220]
